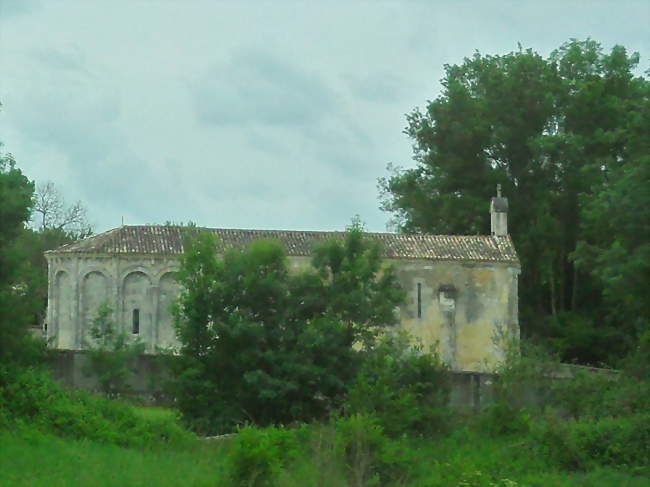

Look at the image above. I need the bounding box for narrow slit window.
[417,283,422,319]
[132,309,140,335]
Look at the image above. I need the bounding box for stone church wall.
[46,254,518,372]
[46,254,182,353]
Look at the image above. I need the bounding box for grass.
[2,421,648,487]
[0,428,228,487]
[400,428,650,487]
[2,349,649,487]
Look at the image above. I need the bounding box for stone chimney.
[490,184,508,236]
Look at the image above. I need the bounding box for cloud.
[346,72,407,103]
[0,0,41,19]
[29,46,89,74]
[192,48,339,127]
[2,45,171,227]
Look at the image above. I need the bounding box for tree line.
[380,39,649,365]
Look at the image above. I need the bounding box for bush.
[549,368,619,420]
[84,303,145,398]
[535,413,650,470]
[346,332,451,437]
[0,366,193,447]
[224,427,280,487]
[220,416,415,487]
[476,403,532,437]
[223,424,310,487]
[622,329,650,379]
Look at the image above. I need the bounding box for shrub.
[223,425,307,487]
[534,412,650,470]
[335,414,386,486]
[84,303,145,398]
[476,403,532,437]
[622,329,650,379]
[224,427,281,487]
[346,332,451,437]
[549,367,619,420]
[0,366,192,447]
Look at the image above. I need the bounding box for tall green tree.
[379,40,649,363]
[171,226,404,434]
[0,148,43,366]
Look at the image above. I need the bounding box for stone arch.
[158,272,180,348]
[54,270,74,349]
[153,265,180,285]
[81,271,109,348]
[123,271,152,350]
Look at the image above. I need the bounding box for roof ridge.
[121,224,495,239]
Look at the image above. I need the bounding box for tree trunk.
[549,264,557,317]
[571,264,578,311]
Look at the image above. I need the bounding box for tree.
[31,181,92,238]
[379,39,649,364]
[311,220,405,346]
[84,303,145,398]
[0,146,44,366]
[171,225,404,434]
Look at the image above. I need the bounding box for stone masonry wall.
[46,253,519,372]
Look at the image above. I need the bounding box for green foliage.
[0,148,46,367]
[573,155,650,343]
[9,226,85,329]
[346,332,450,437]
[84,303,145,397]
[333,414,411,487]
[488,339,559,413]
[622,329,650,379]
[224,427,281,487]
[0,366,192,447]
[224,425,307,487]
[221,416,414,487]
[535,413,650,470]
[546,312,627,366]
[379,39,650,365]
[171,226,404,434]
[311,223,405,346]
[0,152,33,261]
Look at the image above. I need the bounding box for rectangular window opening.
[417,283,422,319]
[132,309,140,335]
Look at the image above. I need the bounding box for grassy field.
[0,428,227,487]
[2,356,649,486]
[2,421,648,487]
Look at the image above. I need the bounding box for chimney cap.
[491,184,508,212]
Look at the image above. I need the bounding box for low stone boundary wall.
[48,350,168,400]
[47,350,618,409]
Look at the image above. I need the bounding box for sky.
[1,0,648,234]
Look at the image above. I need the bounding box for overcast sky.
[1,1,648,234]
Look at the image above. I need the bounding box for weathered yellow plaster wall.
[284,255,519,372]
[391,259,519,372]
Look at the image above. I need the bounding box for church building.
[45,192,519,372]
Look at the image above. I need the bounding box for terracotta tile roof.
[46,225,519,264]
